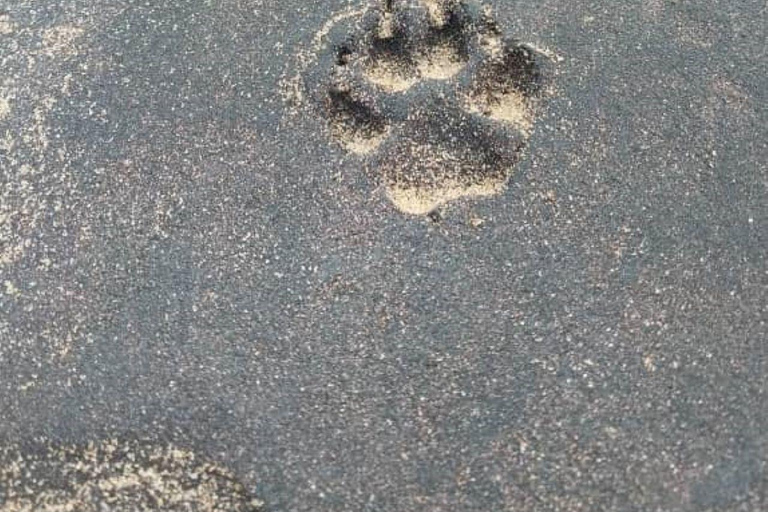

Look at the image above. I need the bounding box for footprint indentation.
[301,0,554,215]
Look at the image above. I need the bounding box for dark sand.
[0,0,766,510]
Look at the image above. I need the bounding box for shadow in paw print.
[303,0,554,215]
[325,85,390,155]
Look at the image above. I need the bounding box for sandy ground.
[0,0,766,510]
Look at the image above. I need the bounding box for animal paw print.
[302,0,552,215]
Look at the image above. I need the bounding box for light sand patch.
[0,238,29,267]
[382,141,512,215]
[0,131,13,151]
[422,0,448,27]
[364,60,419,92]
[0,95,10,121]
[465,87,534,133]
[525,43,564,64]
[416,43,466,80]
[3,281,20,298]
[41,25,85,57]
[387,177,506,215]
[0,14,14,35]
[0,440,262,512]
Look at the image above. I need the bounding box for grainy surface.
[0,0,766,511]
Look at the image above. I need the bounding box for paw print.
[301,0,553,215]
